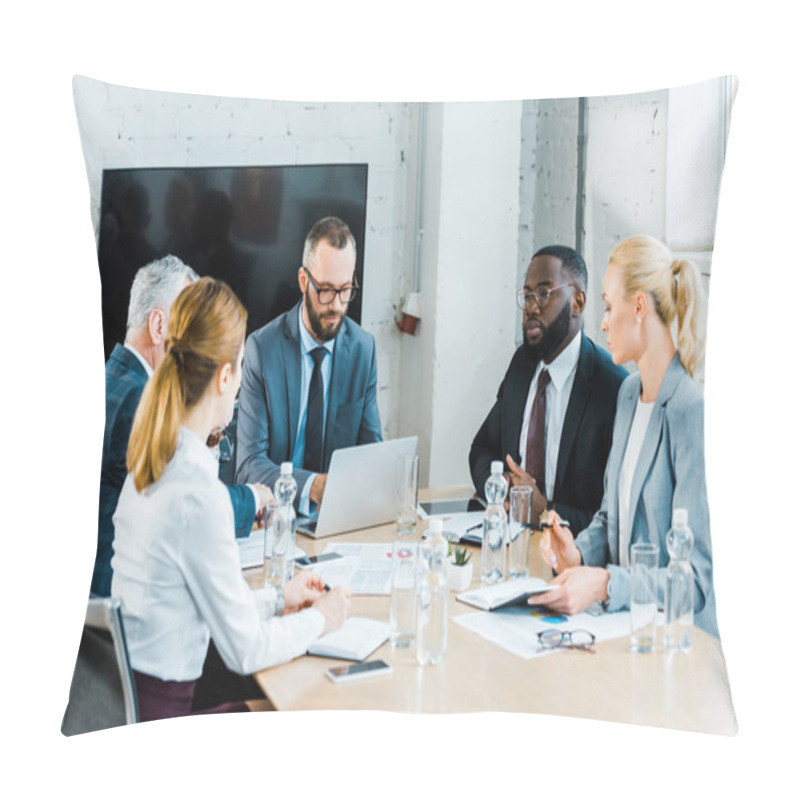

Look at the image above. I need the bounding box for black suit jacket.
[469,332,627,533]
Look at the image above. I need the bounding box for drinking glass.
[396,454,419,536]
[507,486,532,578]
[390,541,417,648]
[630,542,659,653]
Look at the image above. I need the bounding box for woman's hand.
[540,509,582,573]
[528,566,610,616]
[313,585,351,634]
[283,571,325,612]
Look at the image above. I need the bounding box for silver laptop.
[297,436,418,539]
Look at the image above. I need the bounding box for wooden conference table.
[245,487,736,735]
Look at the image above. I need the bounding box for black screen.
[97,163,368,360]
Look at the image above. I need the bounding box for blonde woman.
[111,277,350,722]
[537,235,718,637]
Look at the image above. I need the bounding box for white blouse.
[111,426,324,681]
[617,399,655,568]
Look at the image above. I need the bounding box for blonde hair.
[609,235,706,379]
[127,277,247,491]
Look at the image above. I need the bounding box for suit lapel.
[325,320,352,465]
[625,355,684,548]
[554,333,591,495]
[607,377,639,564]
[282,305,303,454]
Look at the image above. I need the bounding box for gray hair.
[125,255,200,337]
[301,216,357,270]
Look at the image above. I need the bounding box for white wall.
[402,102,523,488]
[520,79,727,350]
[73,77,415,444]
[73,76,728,492]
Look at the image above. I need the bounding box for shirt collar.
[297,305,336,358]
[124,342,154,378]
[539,330,582,393]
[177,426,218,478]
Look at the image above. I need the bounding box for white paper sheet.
[453,605,634,659]
[317,541,410,595]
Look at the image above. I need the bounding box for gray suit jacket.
[574,354,718,637]
[235,302,382,503]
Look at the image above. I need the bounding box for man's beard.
[305,289,346,342]
[523,301,571,364]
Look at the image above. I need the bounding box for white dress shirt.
[519,331,582,500]
[111,426,324,681]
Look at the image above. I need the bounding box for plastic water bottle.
[417,518,448,666]
[270,462,297,587]
[665,508,694,652]
[481,461,508,584]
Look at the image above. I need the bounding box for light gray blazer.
[574,354,718,637]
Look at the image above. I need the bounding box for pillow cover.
[65,74,737,736]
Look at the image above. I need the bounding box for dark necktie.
[303,347,327,473]
[525,368,551,491]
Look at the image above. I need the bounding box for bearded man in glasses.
[469,245,626,534]
[236,216,382,514]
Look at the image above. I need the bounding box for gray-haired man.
[92,255,267,597]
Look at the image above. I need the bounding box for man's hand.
[540,509,582,573]
[313,585,351,634]
[283,572,325,613]
[253,483,275,511]
[309,473,327,506]
[505,455,547,517]
[528,566,610,616]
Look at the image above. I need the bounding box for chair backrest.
[61,597,139,736]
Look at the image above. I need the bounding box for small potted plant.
[447,544,474,592]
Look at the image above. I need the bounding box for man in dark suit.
[93,255,266,597]
[469,245,627,534]
[236,217,382,514]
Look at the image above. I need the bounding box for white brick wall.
[74,77,414,440]
[74,76,727,491]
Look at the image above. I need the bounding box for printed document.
[454,605,633,659]
[314,542,408,595]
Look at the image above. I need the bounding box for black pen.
[536,519,570,531]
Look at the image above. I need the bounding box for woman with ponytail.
[112,277,350,722]
[537,235,719,637]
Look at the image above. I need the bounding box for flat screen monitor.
[97,163,368,361]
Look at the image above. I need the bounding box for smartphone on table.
[325,659,392,683]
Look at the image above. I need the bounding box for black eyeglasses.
[537,628,596,653]
[516,283,573,311]
[303,266,358,305]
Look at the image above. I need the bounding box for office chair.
[61,597,139,735]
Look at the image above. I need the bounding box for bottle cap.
[428,518,443,535]
[280,462,293,475]
[673,508,688,526]
[490,460,503,475]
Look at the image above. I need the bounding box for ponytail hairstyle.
[609,235,706,379]
[126,277,247,491]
